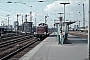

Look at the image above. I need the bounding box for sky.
[0,0,89,28]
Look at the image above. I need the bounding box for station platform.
[19,32,88,60]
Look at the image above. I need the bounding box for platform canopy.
[54,20,76,25]
[63,21,76,25]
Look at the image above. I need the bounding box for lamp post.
[24,14,30,35]
[45,16,47,23]
[35,18,36,27]
[22,15,23,32]
[4,18,7,31]
[16,14,21,35]
[60,3,70,22]
[6,14,10,31]
[83,3,85,29]
[25,14,27,35]
[79,21,80,31]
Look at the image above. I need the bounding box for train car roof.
[38,23,48,26]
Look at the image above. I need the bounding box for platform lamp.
[60,3,70,22]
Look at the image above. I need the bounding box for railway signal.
[45,15,49,23]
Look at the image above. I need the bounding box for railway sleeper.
[0,38,38,60]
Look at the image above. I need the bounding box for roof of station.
[55,21,76,25]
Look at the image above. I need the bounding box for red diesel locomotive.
[34,23,49,38]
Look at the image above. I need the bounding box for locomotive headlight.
[34,32,37,34]
[44,32,46,35]
[34,32,35,34]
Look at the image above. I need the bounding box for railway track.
[0,34,33,42]
[8,40,41,60]
[0,35,32,48]
[0,35,41,60]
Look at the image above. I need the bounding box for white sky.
[0,0,89,28]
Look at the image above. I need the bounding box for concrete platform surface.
[19,32,88,60]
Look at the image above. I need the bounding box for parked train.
[34,23,49,38]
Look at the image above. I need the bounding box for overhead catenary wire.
[22,2,46,20]
[0,3,28,13]
[0,0,88,27]
[0,1,47,24]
